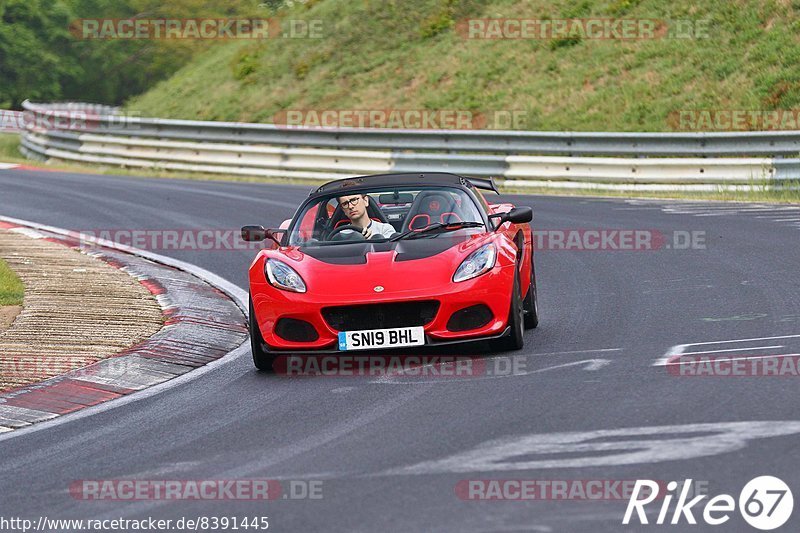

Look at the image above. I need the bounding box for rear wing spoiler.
[466,177,500,195]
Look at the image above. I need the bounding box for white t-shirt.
[340,220,396,239]
[367,220,397,238]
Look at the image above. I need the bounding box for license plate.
[338,326,425,351]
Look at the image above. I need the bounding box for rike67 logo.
[624,476,793,530]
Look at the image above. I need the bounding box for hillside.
[103,1,800,131]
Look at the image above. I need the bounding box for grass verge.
[0,257,24,306]
[0,133,27,164]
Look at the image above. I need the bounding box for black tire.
[492,272,525,352]
[523,259,539,330]
[249,296,276,372]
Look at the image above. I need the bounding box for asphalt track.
[1,168,800,532]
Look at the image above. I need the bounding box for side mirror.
[241,225,267,242]
[506,206,533,224]
[489,207,533,230]
[241,226,286,247]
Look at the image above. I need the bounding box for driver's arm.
[372,221,397,239]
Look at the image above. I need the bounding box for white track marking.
[693,211,779,216]
[653,334,800,366]
[678,345,783,356]
[529,348,621,356]
[754,212,800,218]
[0,163,19,170]
[662,353,800,366]
[371,359,611,385]
[623,199,800,233]
[677,334,800,346]
[8,227,46,239]
[385,421,800,474]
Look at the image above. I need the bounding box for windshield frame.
[284,183,490,247]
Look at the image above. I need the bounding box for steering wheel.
[326,224,366,242]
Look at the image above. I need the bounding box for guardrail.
[18,101,800,190]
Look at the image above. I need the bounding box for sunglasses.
[339,197,363,208]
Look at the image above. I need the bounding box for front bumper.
[259,327,512,355]
[251,264,515,351]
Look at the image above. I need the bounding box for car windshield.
[287,185,485,247]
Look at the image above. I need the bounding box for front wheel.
[523,259,539,329]
[250,296,276,371]
[491,273,525,352]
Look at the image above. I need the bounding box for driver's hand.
[362,226,373,239]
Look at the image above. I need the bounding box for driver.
[337,194,396,239]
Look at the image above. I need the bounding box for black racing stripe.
[301,236,465,265]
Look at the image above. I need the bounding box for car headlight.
[265,259,307,293]
[453,244,496,283]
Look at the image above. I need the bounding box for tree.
[0,0,81,108]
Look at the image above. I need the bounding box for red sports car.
[242,172,538,371]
